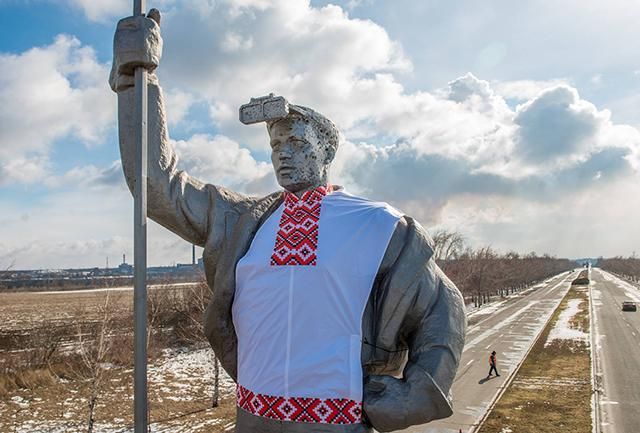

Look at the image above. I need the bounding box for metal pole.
[132,1,148,432]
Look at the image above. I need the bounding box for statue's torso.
[232,189,401,425]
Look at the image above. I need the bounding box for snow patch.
[545,299,588,346]
[598,269,640,303]
[10,396,30,409]
[148,346,235,399]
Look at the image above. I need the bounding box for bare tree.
[75,293,116,433]
[0,258,16,291]
[600,257,640,282]
[212,356,220,408]
[178,281,221,408]
[437,244,574,307]
[146,279,221,408]
[432,229,465,262]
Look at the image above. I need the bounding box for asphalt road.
[397,270,575,433]
[591,268,640,433]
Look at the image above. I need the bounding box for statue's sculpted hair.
[268,104,340,155]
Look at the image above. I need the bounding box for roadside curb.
[468,274,572,433]
[590,270,602,433]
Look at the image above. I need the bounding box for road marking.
[465,359,475,367]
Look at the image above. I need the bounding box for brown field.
[479,285,592,433]
[0,285,238,433]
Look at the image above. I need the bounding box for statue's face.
[269,117,333,192]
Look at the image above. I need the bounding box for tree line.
[598,257,640,282]
[431,229,575,307]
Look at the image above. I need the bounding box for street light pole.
[132,1,148,432]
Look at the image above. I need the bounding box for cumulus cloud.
[44,161,125,189]
[326,72,639,231]
[173,134,276,194]
[164,89,196,126]
[0,157,51,186]
[438,174,640,258]
[0,170,195,269]
[155,0,410,147]
[0,35,114,185]
[66,0,129,22]
[493,79,570,101]
[514,86,607,164]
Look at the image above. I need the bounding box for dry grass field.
[0,285,238,432]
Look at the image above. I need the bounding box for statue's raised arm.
[109,10,255,249]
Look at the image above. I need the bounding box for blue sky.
[1,0,640,269]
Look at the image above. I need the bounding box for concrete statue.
[111,9,466,433]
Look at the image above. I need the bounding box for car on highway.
[622,301,637,312]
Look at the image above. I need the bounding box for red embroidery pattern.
[270,186,330,266]
[237,385,362,424]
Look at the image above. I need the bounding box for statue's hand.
[363,363,452,431]
[363,374,410,432]
[109,9,162,92]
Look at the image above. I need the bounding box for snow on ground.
[467,299,508,319]
[545,298,588,346]
[37,282,197,295]
[3,346,236,433]
[466,275,561,321]
[598,269,640,303]
[13,420,228,433]
[466,300,541,350]
[512,376,590,390]
[148,346,236,400]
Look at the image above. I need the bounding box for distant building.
[118,262,133,274]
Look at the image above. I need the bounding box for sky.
[1,0,639,269]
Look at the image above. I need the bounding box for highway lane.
[591,269,640,433]
[398,270,575,433]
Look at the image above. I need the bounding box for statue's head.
[266,105,340,193]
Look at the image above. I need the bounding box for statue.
[110,10,466,433]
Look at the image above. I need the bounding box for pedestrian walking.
[488,350,500,377]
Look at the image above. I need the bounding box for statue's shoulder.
[203,183,282,216]
[328,189,403,219]
[377,214,436,276]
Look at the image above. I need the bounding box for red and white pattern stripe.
[237,384,363,424]
[270,186,331,266]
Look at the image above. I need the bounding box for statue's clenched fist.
[109,9,162,92]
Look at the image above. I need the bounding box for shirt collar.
[283,184,333,206]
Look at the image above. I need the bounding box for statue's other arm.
[110,13,254,247]
[364,217,467,431]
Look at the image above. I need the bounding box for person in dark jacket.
[488,351,500,377]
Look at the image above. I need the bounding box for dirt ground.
[0,347,238,432]
[0,288,238,433]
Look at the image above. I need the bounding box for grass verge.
[478,284,592,433]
